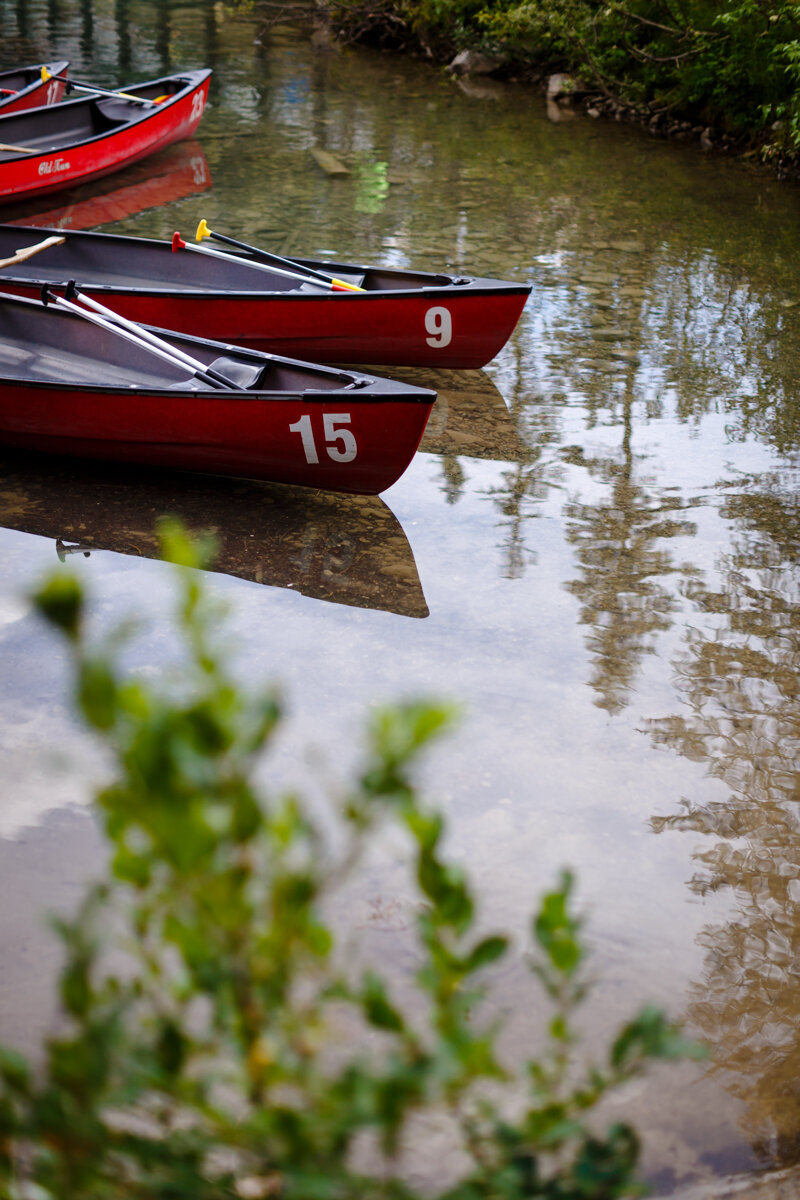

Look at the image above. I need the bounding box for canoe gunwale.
[0,224,529,298]
[0,376,437,404]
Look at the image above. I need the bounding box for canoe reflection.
[0,454,428,618]
[3,140,211,231]
[406,368,525,462]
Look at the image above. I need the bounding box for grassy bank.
[319,0,800,175]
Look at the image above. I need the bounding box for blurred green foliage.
[0,522,702,1198]
[324,0,800,158]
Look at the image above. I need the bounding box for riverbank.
[311,0,800,183]
[441,49,783,174]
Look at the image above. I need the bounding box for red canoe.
[0,224,530,368]
[0,69,211,201]
[0,290,435,495]
[0,62,69,114]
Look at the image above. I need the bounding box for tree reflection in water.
[649,469,800,1166]
[562,382,697,715]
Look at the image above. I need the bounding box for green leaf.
[533,870,583,977]
[157,515,218,570]
[361,973,405,1032]
[156,1018,188,1076]
[32,572,83,640]
[569,1122,641,1194]
[463,935,508,974]
[0,1047,30,1092]
[611,1006,707,1070]
[77,657,118,731]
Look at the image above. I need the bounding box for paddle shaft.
[174,234,334,291]
[42,68,155,106]
[70,287,236,385]
[42,287,234,389]
[201,227,358,291]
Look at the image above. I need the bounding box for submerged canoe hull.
[0,293,435,494]
[0,226,530,368]
[0,70,210,200]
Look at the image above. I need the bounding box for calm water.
[2,1,800,1191]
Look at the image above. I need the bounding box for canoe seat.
[92,96,139,132]
[206,355,265,389]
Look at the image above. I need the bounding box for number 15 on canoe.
[290,413,357,465]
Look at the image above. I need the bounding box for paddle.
[173,231,346,292]
[40,282,237,390]
[0,142,37,154]
[195,219,365,293]
[41,66,162,107]
[0,236,66,269]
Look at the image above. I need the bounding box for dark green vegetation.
[0,525,701,1198]
[322,0,800,167]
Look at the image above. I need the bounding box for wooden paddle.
[0,236,66,269]
[0,142,36,153]
[195,219,364,292]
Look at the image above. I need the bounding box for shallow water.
[1,1,800,1191]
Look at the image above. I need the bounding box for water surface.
[1,1,800,1190]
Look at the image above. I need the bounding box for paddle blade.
[331,278,364,293]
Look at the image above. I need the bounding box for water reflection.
[0,453,428,618]
[562,376,698,714]
[2,140,211,230]
[649,466,800,1167]
[414,368,549,573]
[0,0,227,95]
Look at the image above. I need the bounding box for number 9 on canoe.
[425,306,453,348]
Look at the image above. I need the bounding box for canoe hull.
[0,380,431,493]
[0,62,69,114]
[52,287,529,369]
[0,71,210,200]
[0,382,431,492]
